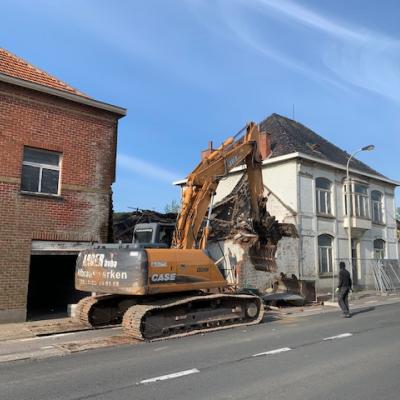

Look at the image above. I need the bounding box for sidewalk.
[0,317,90,342]
[276,290,400,318]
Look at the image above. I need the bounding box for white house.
[208,114,399,294]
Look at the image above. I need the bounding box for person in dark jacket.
[336,261,352,317]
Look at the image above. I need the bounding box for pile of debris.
[113,209,177,242]
[262,272,316,306]
[208,175,297,271]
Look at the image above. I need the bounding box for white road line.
[323,333,353,341]
[139,368,200,384]
[252,347,292,357]
[49,332,77,339]
[19,337,41,342]
[153,346,169,352]
[40,346,54,349]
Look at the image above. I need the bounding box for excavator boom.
[173,122,266,249]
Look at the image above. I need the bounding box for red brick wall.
[0,81,122,321]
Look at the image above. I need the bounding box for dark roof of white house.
[260,113,385,178]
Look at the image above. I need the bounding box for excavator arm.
[172,122,266,249]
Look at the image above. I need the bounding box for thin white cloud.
[256,0,400,47]
[117,154,180,183]
[254,0,368,43]
[222,0,400,103]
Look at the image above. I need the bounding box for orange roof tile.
[0,47,87,97]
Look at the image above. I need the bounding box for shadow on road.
[350,306,375,317]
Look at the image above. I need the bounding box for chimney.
[259,131,271,160]
[201,140,214,161]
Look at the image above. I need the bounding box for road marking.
[323,333,353,341]
[40,346,54,349]
[139,368,200,384]
[252,347,292,357]
[19,337,41,342]
[153,346,169,352]
[49,332,77,338]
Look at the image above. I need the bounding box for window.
[371,190,384,223]
[354,184,369,218]
[21,147,61,195]
[318,234,333,274]
[316,178,332,215]
[373,239,385,259]
[345,182,369,218]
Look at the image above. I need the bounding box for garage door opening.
[27,254,87,321]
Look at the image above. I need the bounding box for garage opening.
[27,254,87,320]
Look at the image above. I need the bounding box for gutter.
[0,73,127,116]
[259,152,399,187]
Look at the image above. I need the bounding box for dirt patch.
[55,335,139,352]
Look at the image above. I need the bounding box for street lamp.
[345,144,375,287]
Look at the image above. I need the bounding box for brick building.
[0,48,126,322]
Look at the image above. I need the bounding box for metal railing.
[371,259,400,294]
[332,258,400,296]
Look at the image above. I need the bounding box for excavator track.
[122,293,264,341]
[75,294,136,327]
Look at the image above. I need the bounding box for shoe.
[345,313,351,318]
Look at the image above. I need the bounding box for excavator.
[74,122,276,340]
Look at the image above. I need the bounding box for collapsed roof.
[113,210,177,243]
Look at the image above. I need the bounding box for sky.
[2,0,400,212]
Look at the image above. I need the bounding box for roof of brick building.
[260,113,385,178]
[0,47,86,97]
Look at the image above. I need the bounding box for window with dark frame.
[21,147,61,195]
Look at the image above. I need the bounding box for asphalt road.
[1,303,399,400]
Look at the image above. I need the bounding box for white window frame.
[344,181,370,219]
[21,148,61,195]
[316,178,332,215]
[373,239,385,259]
[318,234,333,274]
[371,190,384,224]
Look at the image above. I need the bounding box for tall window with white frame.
[371,190,384,224]
[354,183,369,218]
[316,178,332,215]
[345,182,370,218]
[373,239,385,259]
[318,234,333,274]
[21,147,61,195]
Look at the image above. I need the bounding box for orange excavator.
[74,122,273,340]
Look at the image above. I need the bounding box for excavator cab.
[133,222,175,247]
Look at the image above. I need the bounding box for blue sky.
[2,0,399,211]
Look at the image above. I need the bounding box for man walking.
[336,261,352,317]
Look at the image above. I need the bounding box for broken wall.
[208,236,298,292]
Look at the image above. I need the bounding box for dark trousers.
[338,288,350,314]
